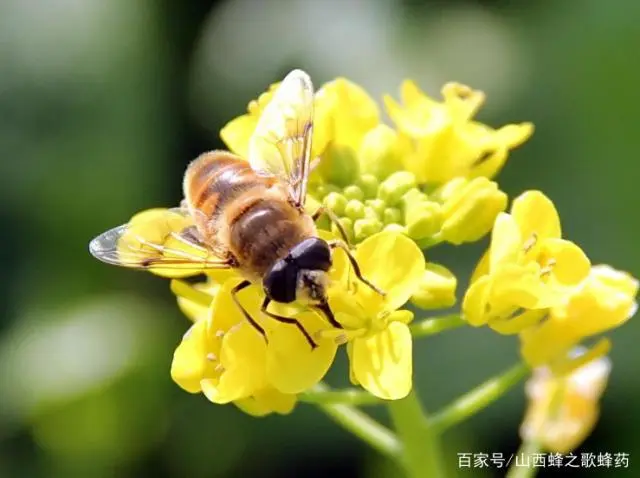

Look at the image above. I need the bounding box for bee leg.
[231,280,267,342]
[328,240,386,297]
[314,300,343,329]
[261,297,318,349]
[312,206,350,246]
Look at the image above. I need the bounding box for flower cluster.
[169,231,424,414]
[463,191,638,374]
[222,77,532,247]
[118,71,636,430]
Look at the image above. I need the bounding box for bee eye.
[263,259,298,303]
[290,238,332,271]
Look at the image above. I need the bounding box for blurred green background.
[0,0,638,477]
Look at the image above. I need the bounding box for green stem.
[316,402,401,459]
[388,390,446,478]
[431,362,529,433]
[301,387,382,406]
[410,314,466,338]
[506,438,542,478]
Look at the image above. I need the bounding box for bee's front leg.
[261,297,318,349]
[328,240,386,297]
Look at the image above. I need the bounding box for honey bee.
[89,69,383,348]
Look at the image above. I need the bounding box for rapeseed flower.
[324,231,425,400]
[384,80,533,185]
[520,265,638,371]
[520,350,611,453]
[220,75,530,248]
[463,190,591,333]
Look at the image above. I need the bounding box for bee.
[89,69,383,348]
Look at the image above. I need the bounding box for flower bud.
[317,144,360,187]
[314,183,341,199]
[354,218,383,242]
[383,223,407,234]
[323,192,348,216]
[438,177,507,245]
[401,190,443,240]
[358,124,407,180]
[356,174,380,199]
[343,185,365,201]
[378,171,417,206]
[383,207,402,225]
[410,263,457,309]
[365,199,386,217]
[363,206,380,221]
[344,199,366,220]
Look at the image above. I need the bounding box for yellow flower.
[463,191,591,332]
[313,78,380,186]
[436,177,508,245]
[220,76,379,188]
[219,82,281,160]
[520,350,611,453]
[170,276,339,415]
[520,265,638,370]
[325,232,425,400]
[384,80,533,184]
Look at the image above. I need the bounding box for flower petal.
[351,322,412,400]
[511,190,562,241]
[489,212,522,271]
[170,319,213,393]
[354,231,425,314]
[202,322,268,404]
[462,275,493,326]
[266,310,337,394]
[220,114,257,159]
[541,238,591,285]
[234,388,297,417]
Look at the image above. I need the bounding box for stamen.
[214,330,225,338]
[523,233,538,253]
[206,353,217,362]
[214,364,225,373]
[540,258,557,278]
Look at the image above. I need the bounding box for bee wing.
[248,69,314,207]
[89,207,231,278]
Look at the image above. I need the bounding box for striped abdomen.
[183,150,316,278]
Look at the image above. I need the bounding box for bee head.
[263,237,332,304]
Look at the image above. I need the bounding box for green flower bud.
[331,217,354,243]
[365,199,386,217]
[356,174,380,199]
[383,207,402,225]
[383,223,407,234]
[343,185,365,201]
[317,145,360,187]
[363,206,380,221]
[323,192,348,216]
[344,199,366,220]
[410,263,457,310]
[404,201,442,240]
[314,183,341,199]
[378,171,417,206]
[438,177,507,245]
[358,124,407,180]
[354,218,383,242]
